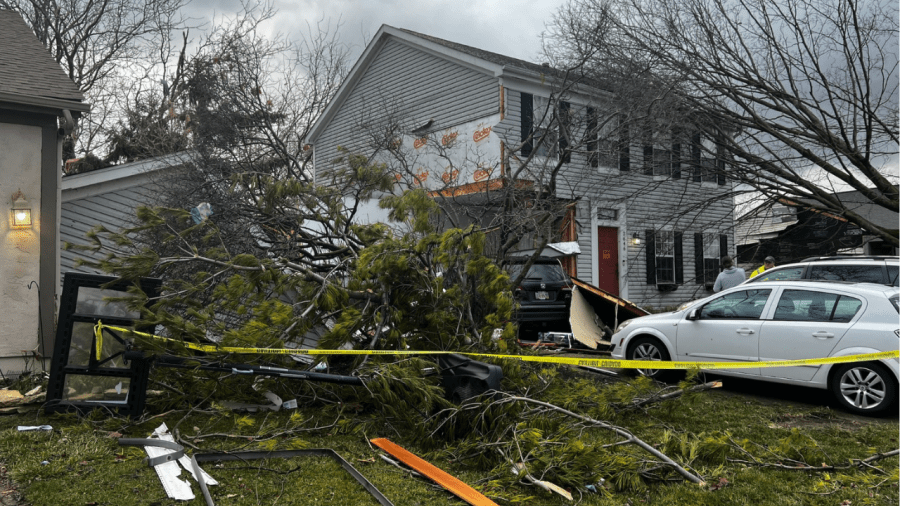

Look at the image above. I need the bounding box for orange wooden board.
[370,438,498,506]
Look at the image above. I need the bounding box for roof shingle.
[0,9,85,103]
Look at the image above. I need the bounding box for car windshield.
[507,262,568,283]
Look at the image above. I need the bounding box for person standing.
[750,256,776,278]
[713,256,747,292]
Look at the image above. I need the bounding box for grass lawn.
[0,368,896,505]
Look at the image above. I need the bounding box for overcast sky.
[183,0,568,64]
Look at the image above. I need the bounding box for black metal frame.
[46,272,162,417]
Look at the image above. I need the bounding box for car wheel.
[830,362,897,415]
[627,336,673,381]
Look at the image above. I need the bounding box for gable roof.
[306,25,606,144]
[394,28,572,82]
[0,9,88,113]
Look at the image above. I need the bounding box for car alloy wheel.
[831,363,897,415]
[627,336,672,381]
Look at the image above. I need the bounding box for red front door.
[597,227,619,295]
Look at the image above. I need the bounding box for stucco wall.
[0,121,42,361]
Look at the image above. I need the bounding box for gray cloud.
[181,0,566,63]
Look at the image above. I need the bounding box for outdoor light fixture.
[10,189,32,229]
[632,233,642,246]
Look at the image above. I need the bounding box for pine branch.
[495,394,705,484]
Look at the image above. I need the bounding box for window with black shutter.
[645,230,655,284]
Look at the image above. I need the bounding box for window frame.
[587,108,622,171]
[701,232,720,285]
[655,230,676,284]
[691,134,726,185]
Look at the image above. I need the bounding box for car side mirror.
[686,309,699,321]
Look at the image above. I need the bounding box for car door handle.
[736,328,755,335]
[812,331,834,339]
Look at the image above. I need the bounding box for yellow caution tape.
[94,322,899,371]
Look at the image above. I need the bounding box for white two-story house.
[307,26,736,309]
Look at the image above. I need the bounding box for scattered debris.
[371,438,498,506]
[190,202,213,224]
[118,423,218,501]
[219,391,284,413]
[569,277,648,349]
[0,391,24,407]
[16,425,51,432]
[512,462,573,501]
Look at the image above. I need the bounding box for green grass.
[0,371,896,505]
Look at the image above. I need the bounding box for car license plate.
[535,291,549,300]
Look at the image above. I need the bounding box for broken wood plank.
[371,438,498,506]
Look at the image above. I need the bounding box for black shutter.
[674,231,684,284]
[717,144,727,185]
[587,107,598,168]
[619,122,630,171]
[558,101,571,163]
[643,127,654,175]
[672,141,681,179]
[645,230,656,284]
[692,133,702,182]
[521,93,533,156]
[719,234,728,258]
[694,233,704,284]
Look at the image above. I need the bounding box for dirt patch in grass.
[0,464,26,506]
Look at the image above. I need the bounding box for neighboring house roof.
[794,186,899,231]
[61,153,189,276]
[735,200,796,245]
[737,186,899,246]
[0,9,88,112]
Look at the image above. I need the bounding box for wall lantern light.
[631,233,642,246]
[10,189,32,229]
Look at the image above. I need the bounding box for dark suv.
[743,256,898,286]
[506,257,572,326]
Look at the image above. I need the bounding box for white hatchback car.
[609,281,900,415]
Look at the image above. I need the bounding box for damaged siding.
[314,38,499,176]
